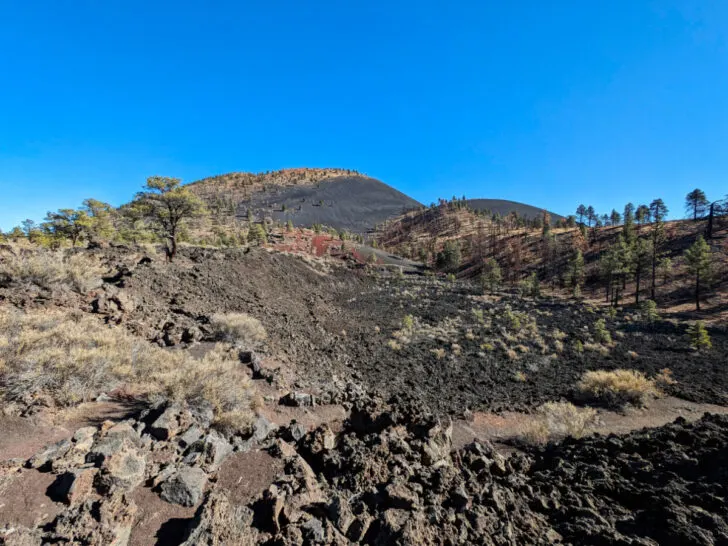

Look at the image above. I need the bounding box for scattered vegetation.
[0,249,106,293]
[210,313,267,348]
[519,401,597,445]
[0,308,255,429]
[640,300,660,325]
[577,369,660,408]
[480,258,502,294]
[593,319,612,344]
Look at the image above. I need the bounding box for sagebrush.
[519,401,597,444]
[577,369,660,408]
[0,308,256,430]
[210,312,267,348]
[0,249,106,293]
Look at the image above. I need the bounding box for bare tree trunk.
[166,236,177,262]
[650,241,657,301]
[696,271,701,311]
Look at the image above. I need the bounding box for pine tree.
[481,258,502,294]
[601,234,631,306]
[640,299,659,325]
[623,203,635,243]
[686,321,711,351]
[586,206,596,227]
[134,176,207,261]
[685,189,709,221]
[576,204,587,225]
[635,205,650,225]
[436,240,461,270]
[632,237,653,304]
[649,199,668,223]
[649,200,669,299]
[526,272,540,298]
[567,249,585,297]
[610,209,621,226]
[684,235,712,311]
[249,223,267,245]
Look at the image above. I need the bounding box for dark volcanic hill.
[189,168,561,233]
[465,198,564,223]
[242,175,421,233]
[189,168,421,233]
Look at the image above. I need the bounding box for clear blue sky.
[1,1,727,229]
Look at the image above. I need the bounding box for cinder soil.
[38,246,726,416]
[0,469,62,529]
[216,450,283,506]
[129,486,198,546]
[451,396,728,450]
[0,401,137,461]
[2,245,728,545]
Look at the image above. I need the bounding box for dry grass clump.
[519,401,597,445]
[210,312,267,348]
[430,347,446,359]
[0,250,105,293]
[583,342,610,356]
[577,369,660,408]
[655,368,677,387]
[0,308,255,429]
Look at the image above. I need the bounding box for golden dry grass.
[209,312,267,348]
[0,308,255,431]
[577,369,660,408]
[519,401,597,445]
[0,249,106,293]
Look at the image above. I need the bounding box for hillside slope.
[241,175,420,233]
[188,168,421,233]
[465,198,564,223]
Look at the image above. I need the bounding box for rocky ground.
[63,245,727,414]
[3,392,728,545]
[1,244,728,545]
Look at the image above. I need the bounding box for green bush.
[640,300,660,325]
[686,321,711,351]
[593,319,612,344]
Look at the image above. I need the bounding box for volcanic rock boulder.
[160,466,208,507]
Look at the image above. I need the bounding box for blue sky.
[1,1,727,229]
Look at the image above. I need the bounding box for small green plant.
[402,314,415,331]
[593,319,612,344]
[528,272,541,297]
[471,308,484,324]
[606,306,617,319]
[502,307,521,331]
[574,340,584,353]
[480,258,502,294]
[686,321,712,351]
[446,273,456,283]
[640,300,659,325]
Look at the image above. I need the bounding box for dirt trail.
[452,396,728,450]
